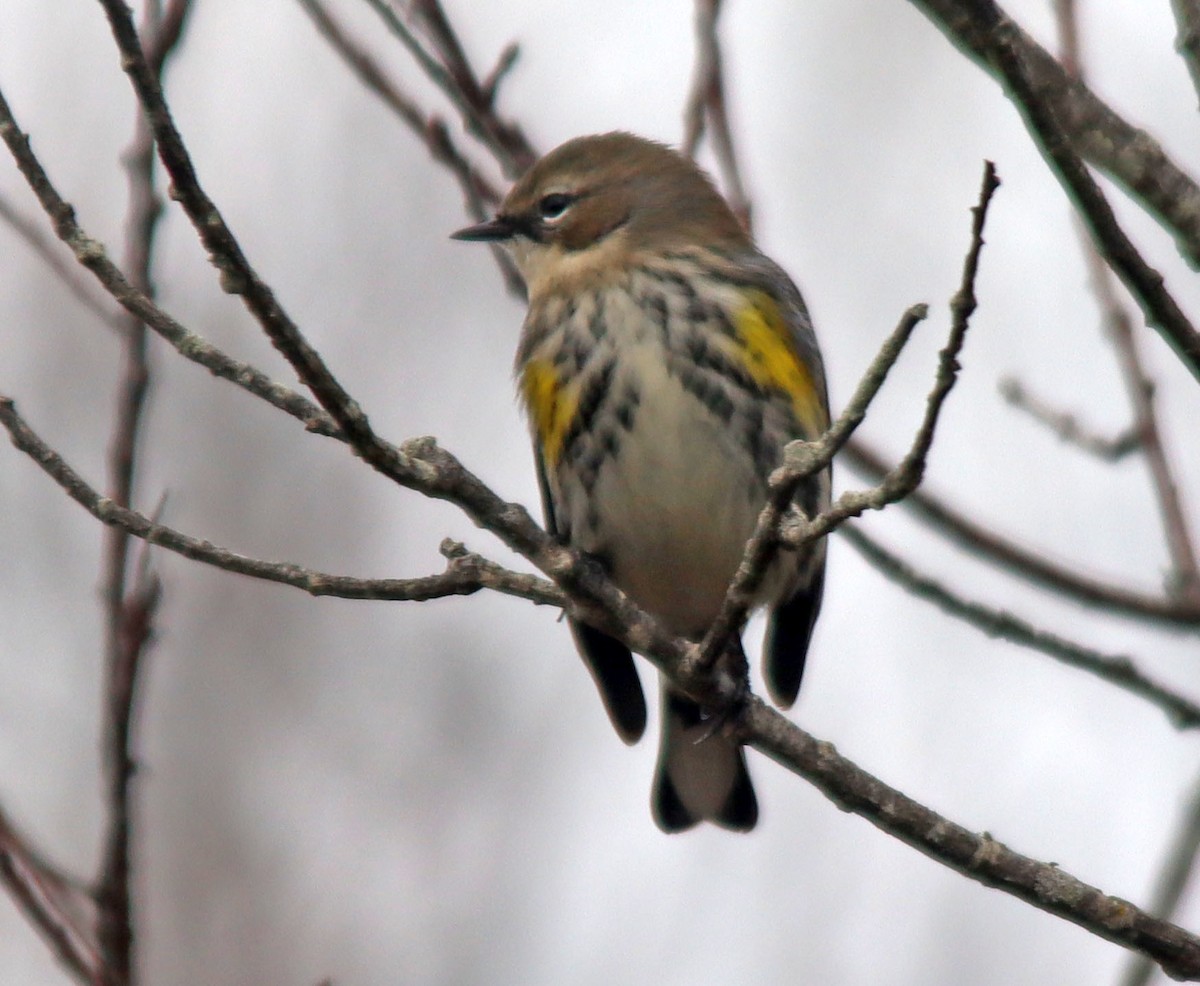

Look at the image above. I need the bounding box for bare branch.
[742,699,1200,981]
[1051,0,1200,606]
[1120,770,1200,986]
[359,0,535,176]
[0,397,561,608]
[843,439,1200,627]
[479,41,520,108]
[960,0,1200,379]
[697,301,929,669]
[0,808,99,985]
[295,0,524,298]
[909,0,1200,270]
[681,0,751,227]
[0,191,124,332]
[998,376,1140,461]
[842,524,1200,730]
[95,6,194,980]
[1170,0,1200,111]
[700,160,998,670]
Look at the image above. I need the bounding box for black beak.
[450,215,517,242]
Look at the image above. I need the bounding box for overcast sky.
[2,2,1200,984]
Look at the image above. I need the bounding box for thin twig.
[94,5,193,982]
[696,301,929,668]
[0,191,125,332]
[961,0,1200,380]
[0,397,560,607]
[699,160,998,670]
[909,0,1200,270]
[0,82,338,439]
[1170,0,1200,110]
[295,0,524,297]
[359,0,534,176]
[408,0,535,171]
[741,698,1200,981]
[998,376,1140,461]
[842,439,1200,627]
[681,0,750,227]
[1055,0,1200,606]
[0,808,99,984]
[842,524,1200,730]
[12,10,1200,972]
[1120,770,1200,986]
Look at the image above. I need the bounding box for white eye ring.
[537,192,575,223]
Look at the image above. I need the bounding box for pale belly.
[554,349,791,638]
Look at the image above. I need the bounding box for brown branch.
[0,79,340,441]
[696,301,929,669]
[1120,770,1200,986]
[909,0,1200,270]
[1052,0,1200,606]
[700,160,997,670]
[998,376,1140,461]
[0,808,99,984]
[408,0,535,172]
[94,5,193,982]
[9,391,1200,979]
[359,0,534,176]
[1171,0,1200,110]
[960,0,1200,380]
[842,524,1200,729]
[681,0,750,227]
[0,191,124,332]
[851,435,1200,628]
[742,699,1200,980]
[844,439,1200,628]
[0,397,561,608]
[295,0,524,298]
[12,10,1199,972]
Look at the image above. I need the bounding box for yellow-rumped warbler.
[453,132,829,832]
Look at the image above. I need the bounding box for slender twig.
[1096,263,1200,603]
[1120,770,1200,986]
[93,1,613,624]
[0,191,125,332]
[959,0,1200,379]
[1170,0,1200,110]
[695,301,928,668]
[842,524,1200,729]
[479,41,520,107]
[0,81,338,439]
[842,439,1200,627]
[408,0,535,172]
[681,0,750,227]
[909,0,1200,270]
[1046,2,1200,606]
[295,0,524,298]
[94,5,193,982]
[359,0,534,176]
[0,808,99,984]
[699,160,998,670]
[0,397,560,607]
[998,377,1140,461]
[741,698,1200,980]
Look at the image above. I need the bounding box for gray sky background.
[2,2,1200,984]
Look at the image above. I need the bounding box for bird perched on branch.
[453,132,829,832]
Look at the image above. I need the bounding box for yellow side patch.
[520,359,580,468]
[733,290,827,436]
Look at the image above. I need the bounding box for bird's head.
[451,132,747,296]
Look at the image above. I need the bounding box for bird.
[452,132,829,832]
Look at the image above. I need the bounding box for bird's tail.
[651,686,757,832]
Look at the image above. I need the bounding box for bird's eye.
[537,193,574,222]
